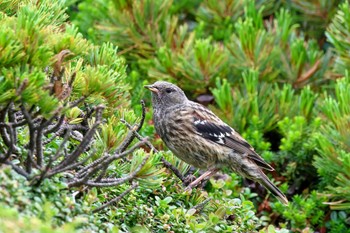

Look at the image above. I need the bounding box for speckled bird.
[145,81,288,205]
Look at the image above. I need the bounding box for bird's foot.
[183,174,197,186]
[183,168,219,192]
[184,180,210,192]
[184,186,193,192]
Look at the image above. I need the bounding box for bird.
[145,81,288,205]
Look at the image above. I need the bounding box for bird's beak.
[144,85,159,94]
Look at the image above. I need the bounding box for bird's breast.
[153,105,230,169]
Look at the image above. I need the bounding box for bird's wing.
[191,106,274,171]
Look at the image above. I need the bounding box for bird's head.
[144,81,188,110]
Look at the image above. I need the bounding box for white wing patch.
[193,116,235,145]
[207,132,226,145]
[194,119,207,125]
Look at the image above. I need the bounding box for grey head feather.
[144,81,188,110]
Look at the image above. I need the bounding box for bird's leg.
[184,168,219,191]
[183,166,197,186]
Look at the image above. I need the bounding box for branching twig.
[83,154,149,187]
[0,123,15,163]
[118,100,146,153]
[75,153,109,178]
[20,103,36,173]
[3,161,30,179]
[37,107,63,131]
[47,149,96,177]
[71,140,147,187]
[92,181,139,213]
[44,115,65,135]
[35,110,63,165]
[34,129,72,186]
[55,105,104,171]
[8,103,17,145]
[0,103,11,148]
[1,98,163,213]
[69,96,87,108]
[35,120,44,167]
[160,157,186,183]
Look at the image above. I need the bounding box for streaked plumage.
[145,81,288,205]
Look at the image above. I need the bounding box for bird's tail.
[258,171,289,205]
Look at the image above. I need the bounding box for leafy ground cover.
[1,0,350,232]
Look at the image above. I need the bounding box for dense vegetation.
[1,0,350,232]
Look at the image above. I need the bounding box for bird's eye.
[165,88,174,94]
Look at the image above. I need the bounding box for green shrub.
[2,0,350,232]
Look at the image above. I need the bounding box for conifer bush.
[1,0,350,232]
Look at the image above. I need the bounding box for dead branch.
[294,59,321,87]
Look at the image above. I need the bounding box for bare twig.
[43,123,88,145]
[43,124,66,145]
[75,153,109,178]
[160,157,186,183]
[34,129,72,186]
[69,96,87,108]
[72,140,147,186]
[11,120,28,128]
[82,154,149,187]
[3,161,30,179]
[193,198,212,211]
[70,130,84,142]
[37,107,62,131]
[92,181,139,213]
[20,103,36,173]
[0,103,11,148]
[16,78,28,95]
[35,120,44,167]
[0,123,15,163]
[55,105,104,171]
[94,164,109,183]
[47,149,96,176]
[115,130,137,154]
[8,103,17,145]
[96,102,146,183]
[44,115,65,135]
[118,100,146,153]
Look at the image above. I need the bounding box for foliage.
[0,1,158,214]
[286,0,341,39]
[0,167,93,231]
[276,116,320,192]
[109,172,261,232]
[326,1,350,75]
[272,191,327,232]
[314,74,350,210]
[326,211,350,233]
[0,204,81,233]
[2,0,350,232]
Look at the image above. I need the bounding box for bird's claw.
[184,186,193,192]
[183,174,197,186]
